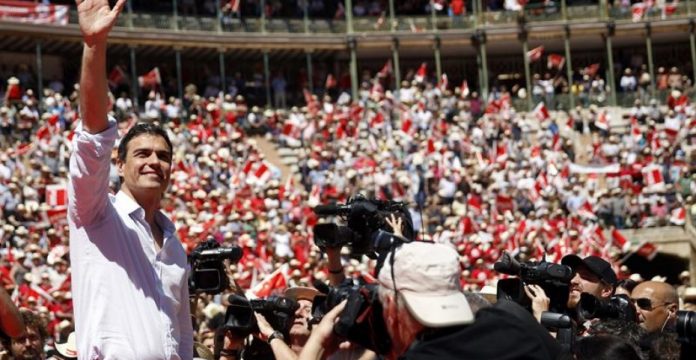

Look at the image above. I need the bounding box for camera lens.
[676,310,696,344]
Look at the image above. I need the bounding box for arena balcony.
[0,0,694,110]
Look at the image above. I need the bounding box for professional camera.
[576,293,637,322]
[188,238,243,295]
[223,294,299,338]
[494,252,573,313]
[677,310,696,344]
[313,194,413,259]
[311,278,392,354]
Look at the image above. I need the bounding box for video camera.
[577,293,637,323]
[311,278,392,354]
[677,311,696,359]
[494,252,573,314]
[188,238,243,295]
[313,194,413,260]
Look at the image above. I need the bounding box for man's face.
[118,134,172,197]
[289,299,312,337]
[11,326,44,360]
[567,265,611,309]
[631,284,676,333]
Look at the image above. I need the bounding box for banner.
[568,163,620,174]
[0,1,68,25]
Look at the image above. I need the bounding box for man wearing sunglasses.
[630,281,678,333]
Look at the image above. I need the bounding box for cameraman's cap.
[378,242,474,327]
[561,255,617,286]
[285,287,320,302]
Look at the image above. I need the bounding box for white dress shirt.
[68,121,193,360]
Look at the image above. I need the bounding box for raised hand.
[75,0,127,46]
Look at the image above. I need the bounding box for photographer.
[524,254,617,323]
[325,214,405,287]
[300,241,560,360]
[254,287,320,359]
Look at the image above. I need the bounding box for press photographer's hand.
[254,312,275,340]
[299,300,347,360]
[524,284,550,322]
[385,214,404,238]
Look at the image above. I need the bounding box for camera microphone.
[313,279,331,295]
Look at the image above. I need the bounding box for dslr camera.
[313,194,413,259]
[494,252,574,313]
[311,278,392,354]
[188,238,243,295]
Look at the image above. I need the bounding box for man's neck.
[121,188,161,225]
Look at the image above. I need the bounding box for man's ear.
[601,284,614,299]
[116,158,125,177]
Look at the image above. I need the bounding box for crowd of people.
[1,2,696,359]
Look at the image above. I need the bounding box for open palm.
[76,0,126,45]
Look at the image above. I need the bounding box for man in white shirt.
[69,1,192,359]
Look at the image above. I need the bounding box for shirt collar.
[115,191,175,238]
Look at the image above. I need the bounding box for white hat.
[378,242,474,327]
[56,332,77,359]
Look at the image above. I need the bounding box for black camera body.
[188,238,243,295]
[494,252,573,314]
[313,194,413,258]
[577,293,637,323]
[677,310,696,344]
[224,294,299,338]
[311,279,392,354]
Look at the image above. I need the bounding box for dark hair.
[617,279,639,294]
[1,309,48,348]
[575,335,642,360]
[588,319,645,352]
[117,122,173,162]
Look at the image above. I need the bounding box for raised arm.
[76,0,126,134]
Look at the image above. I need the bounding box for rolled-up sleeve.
[68,120,118,227]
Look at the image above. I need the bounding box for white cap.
[378,242,474,327]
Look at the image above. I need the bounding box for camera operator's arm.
[254,313,298,360]
[326,246,346,287]
[298,300,347,360]
[523,284,550,323]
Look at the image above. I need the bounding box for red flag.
[138,67,161,89]
[611,228,631,252]
[547,54,566,70]
[584,63,601,78]
[378,59,393,78]
[527,46,544,63]
[45,184,67,207]
[533,102,550,121]
[630,116,643,142]
[635,241,658,261]
[401,117,414,134]
[325,74,337,89]
[664,2,678,16]
[577,201,597,220]
[414,63,427,83]
[108,65,126,89]
[642,165,664,188]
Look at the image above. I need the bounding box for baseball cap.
[378,242,474,327]
[561,255,618,286]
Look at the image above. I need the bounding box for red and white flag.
[670,207,686,225]
[611,228,631,252]
[138,67,161,89]
[248,264,289,298]
[635,241,658,261]
[577,201,597,220]
[45,184,67,207]
[108,65,127,89]
[378,59,393,78]
[547,54,565,70]
[325,74,337,89]
[438,73,449,91]
[630,116,643,142]
[459,80,470,98]
[414,63,427,83]
[527,46,544,63]
[595,110,610,131]
[533,102,550,121]
[642,165,664,188]
[632,3,645,22]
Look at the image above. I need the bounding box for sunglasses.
[631,297,671,311]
